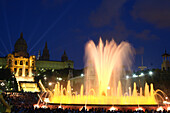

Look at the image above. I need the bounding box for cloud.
[133,30,159,40]
[89,0,126,27]
[88,0,159,41]
[131,0,170,28]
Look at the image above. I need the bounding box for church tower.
[161,50,170,71]
[61,51,68,62]
[41,42,50,60]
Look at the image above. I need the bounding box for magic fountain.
[46,38,160,105]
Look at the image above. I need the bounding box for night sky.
[0,0,170,70]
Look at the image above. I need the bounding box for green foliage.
[0,68,18,91]
[145,69,170,97]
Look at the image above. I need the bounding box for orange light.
[109,106,117,111]
[34,104,39,109]
[135,107,144,111]
[167,107,170,111]
[157,106,163,111]
[41,105,48,109]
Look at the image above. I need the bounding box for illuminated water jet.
[48,38,159,105]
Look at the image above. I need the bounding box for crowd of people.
[0,92,169,113]
[9,106,170,113]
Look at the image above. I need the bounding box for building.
[161,50,170,71]
[0,32,74,92]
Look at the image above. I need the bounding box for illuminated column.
[16,68,19,77]
[22,64,25,77]
[29,67,32,77]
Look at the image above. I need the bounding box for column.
[15,68,19,77]
[22,64,25,77]
[29,67,32,77]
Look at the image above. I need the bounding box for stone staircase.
[20,82,40,92]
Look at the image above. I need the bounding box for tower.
[61,51,68,62]
[41,42,50,60]
[161,50,170,71]
[138,56,147,71]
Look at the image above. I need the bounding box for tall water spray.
[84,38,134,96]
[49,38,157,105]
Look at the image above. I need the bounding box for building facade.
[0,32,74,92]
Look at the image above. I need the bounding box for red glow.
[157,106,163,111]
[109,106,117,111]
[135,107,144,111]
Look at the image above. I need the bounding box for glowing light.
[167,107,170,111]
[1,82,5,86]
[157,106,163,111]
[44,77,47,80]
[109,106,117,111]
[126,75,129,79]
[163,101,170,104]
[139,73,144,77]
[34,104,39,109]
[163,101,167,104]
[49,82,52,86]
[58,105,62,109]
[81,73,84,77]
[133,74,138,78]
[58,77,62,81]
[44,98,50,103]
[141,73,144,76]
[41,105,47,109]
[166,97,168,100]
[135,107,144,111]
[107,86,110,90]
[149,71,153,76]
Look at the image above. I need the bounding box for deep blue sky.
[0,0,170,70]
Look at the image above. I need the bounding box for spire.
[45,41,47,49]
[64,50,66,55]
[41,42,50,60]
[61,50,68,62]
[165,49,167,54]
[162,49,169,57]
[20,32,23,38]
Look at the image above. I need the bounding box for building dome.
[14,32,29,57]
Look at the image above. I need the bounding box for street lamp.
[133,74,137,78]
[81,73,84,77]
[140,73,144,76]
[49,82,52,86]
[126,75,129,79]
[149,71,153,76]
